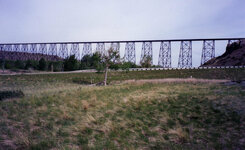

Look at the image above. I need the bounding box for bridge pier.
[141,42,153,65]
[13,44,21,60]
[59,44,68,59]
[82,43,92,57]
[39,43,47,56]
[111,42,120,62]
[96,43,105,55]
[125,42,136,64]
[4,45,13,60]
[21,44,29,60]
[30,44,38,60]
[201,40,215,65]
[158,41,171,68]
[70,43,80,60]
[49,44,57,60]
[30,44,38,54]
[178,41,192,68]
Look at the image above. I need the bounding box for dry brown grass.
[81,100,89,111]
[168,127,188,143]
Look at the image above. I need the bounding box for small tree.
[25,60,32,70]
[140,56,152,68]
[91,52,102,69]
[100,48,120,86]
[38,58,47,71]
[0,59,5,72]
[14,60,25,69]
[64,55,79,71]
[80,54,92,69]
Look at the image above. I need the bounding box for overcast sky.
[0,0,245,66]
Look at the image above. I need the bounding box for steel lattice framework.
[70,43,80,59]
[30,44,38,53]
[13,44,20,52]
[39,44,47,55]
[158,41,171,68]
[0,44,3,51]
[201,40,215,65]
[96,43,105,55]
[111,42,120,62]
[22,44,29,60]
[124,42,136,63]
[30,44,38,60]
[111,42,120,52]
[0,38,244,67]
[4,45,12,60]
[141,42,153,65]
[0,45,4,60]
[178,41,192,68]
[48,44,57,56]
[82,43,92,57]
[59,44,68,58]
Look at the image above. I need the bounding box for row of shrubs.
[0,55,139,72]
[0,58,64,72]
[0,53,160,72]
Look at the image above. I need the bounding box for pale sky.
[0,0,245,66]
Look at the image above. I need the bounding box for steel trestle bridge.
[0,38,244,68]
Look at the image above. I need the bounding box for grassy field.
[0,69,245,149]
[0,68,244,93]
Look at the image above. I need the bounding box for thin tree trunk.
[51,63,54,72]
[104,66,108,86]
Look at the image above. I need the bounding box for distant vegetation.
[0,54,143,72]
[0,51,162,73]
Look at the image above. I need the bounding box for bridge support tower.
[124,42,136,64]
[82,43,92,58]
[201,40,215,65]
[141,42,153,65]
[178,41,192,68]
[158,41,171,68]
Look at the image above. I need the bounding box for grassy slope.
[0,68,245,149]
[0,68,245,92]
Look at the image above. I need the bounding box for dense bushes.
[0,90,24,101]
[14,60,25,69]
[0,59,61,71]
[80,53,103,70]
[25,60,39,70]
[38,58,47,71]
[64,55,79,71]
[0,54,141,72]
